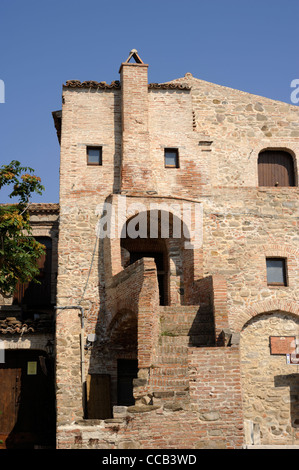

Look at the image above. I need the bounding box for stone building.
[0,203,58,448]
[1,50,299,449]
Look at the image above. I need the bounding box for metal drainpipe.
[54,305,86,418]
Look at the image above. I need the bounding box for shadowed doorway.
[0,349,55,449]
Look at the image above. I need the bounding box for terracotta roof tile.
[63,80,191,91]
[64,80,120,89]
[0,316,54,335]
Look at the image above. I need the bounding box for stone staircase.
[159,305,215,347]
[149,305,215,393]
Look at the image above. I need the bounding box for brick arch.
[107,309,137,349]
[261,243,299,258]
[119,207,197,305]
[235,299,299,333]
[241,242,299,259]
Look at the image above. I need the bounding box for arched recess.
[234,299,299,334]
[120,209,193,305]
[258,149,297,187]
[108,309,138,351]
[240,309,299,446]
[107,309,138,406]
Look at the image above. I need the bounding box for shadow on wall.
[274,373,299,429]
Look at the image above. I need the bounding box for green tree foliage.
[0,160,45,298]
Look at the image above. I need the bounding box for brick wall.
[55,54,299,447]
[56,345,244,449]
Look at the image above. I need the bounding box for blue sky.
[0,0,298,203]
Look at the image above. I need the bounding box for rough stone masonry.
[52,50,299,449]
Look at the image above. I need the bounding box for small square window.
[87,146,102,165]
[266,258,287,286]
[164,148,179,168]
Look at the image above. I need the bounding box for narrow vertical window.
[87,146,102,165]
[164,148,179,168]
[266,258,287,286]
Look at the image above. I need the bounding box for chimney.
[119,50,154,193]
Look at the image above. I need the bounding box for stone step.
[160,305,212,316]
[158,335,190,348]
[150,366,188,377]
[190,334,215,347]
[161,316,214,328]
[159,335,191,345]
[160,321,215,336]
[149,376,189,390]
[157,330,215,348]
[158,335,215,351]
[160,307,214,328]
[160,305,200,314]
[153,355,188,365]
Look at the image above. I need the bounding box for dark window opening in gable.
[258,150,295,187]
[87,146,102,165]
[164,148,179,168]
[13,237,53,309]
[266,257,287,286]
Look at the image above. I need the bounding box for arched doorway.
[258,150,296,187]
[108,310,138,407]
[121,209,190,306]
[0,349,55,449]
[240,311,299,445]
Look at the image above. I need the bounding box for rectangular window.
[87,146,102,165]
[266,258,287,286]
[164,148,179,168]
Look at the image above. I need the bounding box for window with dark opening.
[13,237,52,308]
[87,146,102,165]
[266,258,287,286]
[258,150,295,187]
[164,148,179,168]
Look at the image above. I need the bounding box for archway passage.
[121,209,191,306]
[109,311,138,406]
[0,349,55,449]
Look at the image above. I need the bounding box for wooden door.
[258,150,295,187]
[0,367,21,449]
[0,350,55,448]
[86,374,112,419]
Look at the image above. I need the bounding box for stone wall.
[240,312,299,445]
[57,344,244,449]
[55,54,299,448]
